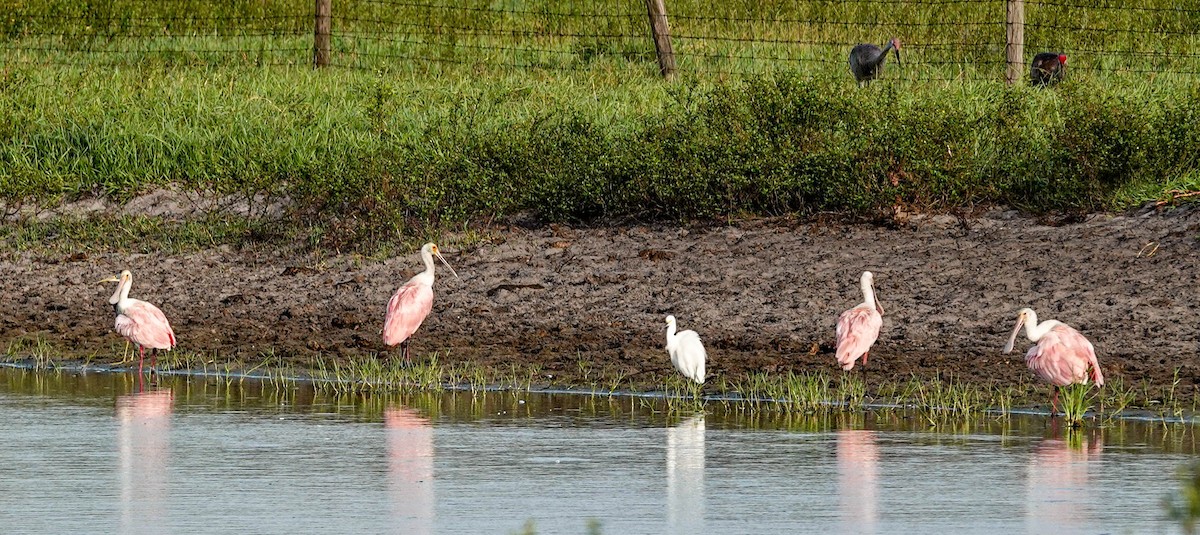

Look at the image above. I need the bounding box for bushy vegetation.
[2,0,1198,247]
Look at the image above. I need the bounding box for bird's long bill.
[434,250,460,279]
[98,275,119,283]
[871,280,883,315]
[895,48,902,68]
[1002,316,1023,354]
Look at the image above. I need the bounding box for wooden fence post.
[314,0,332,68]
[644,0,676,79]
[1005,0,1024,85]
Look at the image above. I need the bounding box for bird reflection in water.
[1026,423,1103,533]
[116,387,174,534]
[666,415,705,533]
[837,429,879,534]
[385,405,435,534]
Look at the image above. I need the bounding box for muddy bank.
[3,206,1199,396]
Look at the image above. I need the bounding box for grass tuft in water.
[838,373,867,411]
[902,373,986,416]
[1058,383,1096,426]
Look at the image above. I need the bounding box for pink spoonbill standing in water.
[101,270,176,375]
[383,243,458,360]
[1003,307,1104,413]
[836,271,884,371]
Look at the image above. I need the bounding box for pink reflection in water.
[116,388,174,534]
[837,429,879,534]
[1026,424,1103,532]
[385,405,434,534]
[667,415,705,533]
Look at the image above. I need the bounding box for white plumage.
[665,315,706,384]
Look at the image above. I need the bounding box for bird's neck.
[422,250,437,277]
[1025,316,1062,342]
[407,249,436,287]
[112,296,135,315]
[110,279,131,308]
[665,323,677,347]
[868,43,893,66]
[410,271,436,287]
[860,279,877,310]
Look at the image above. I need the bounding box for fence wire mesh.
[1,0,1198,81]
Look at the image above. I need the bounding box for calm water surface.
[1,367,1196,534]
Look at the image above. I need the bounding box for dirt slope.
[3,206,1198,394]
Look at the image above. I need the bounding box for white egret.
[665,315,706,384]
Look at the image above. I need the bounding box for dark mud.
[3,206,1199,395]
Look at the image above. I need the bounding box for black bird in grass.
[849,38,902,86]
[1031,52,1067,87]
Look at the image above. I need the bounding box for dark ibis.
[1030,52,1067,87]
[849,38,902,86]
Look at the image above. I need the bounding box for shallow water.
[1,368,1197,534]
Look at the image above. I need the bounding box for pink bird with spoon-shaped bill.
[101,270,176,375]
[836,271,884,371]
[383,243,458,360]
[1003,307,1104,412]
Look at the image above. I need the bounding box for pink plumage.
[382,281,434,347]
[381,243,456,360]
[115,301,177,351]
[103,270,176,376]
[1003,308,1104,414]
[1025,324,1104,387]
[835,271,884,371]
[836,304,883,371]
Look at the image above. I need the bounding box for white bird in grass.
[665,315,706,384]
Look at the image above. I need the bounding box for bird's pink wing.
[382,282,434,346]
[1055,325,1103,386]
[116,300,176,350]
[1085,341,1104,387]
[835,305,882,370]
[1027,326,1101,387]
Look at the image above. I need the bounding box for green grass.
[0,0,1198,250]
[1058,383,1095,426]
[5,0,1199,78]
[2,66,1197,247]
[0,214,281,255]
[3,339,1198,421]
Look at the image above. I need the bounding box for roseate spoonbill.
[665,315,706,384]
[383,243,458,360]
[1002,307,1104,413]
[836,271,884,371]
[100,270,176,375]
[849,38,901,86]
[1031,52,1067,87]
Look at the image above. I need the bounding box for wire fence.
[2,0,1199,81]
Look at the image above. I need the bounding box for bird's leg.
[402,340,410,361]
[862,352,869,368]
[138,346,146,376]
[1050,386,1060,416]
[149,349,158,374]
